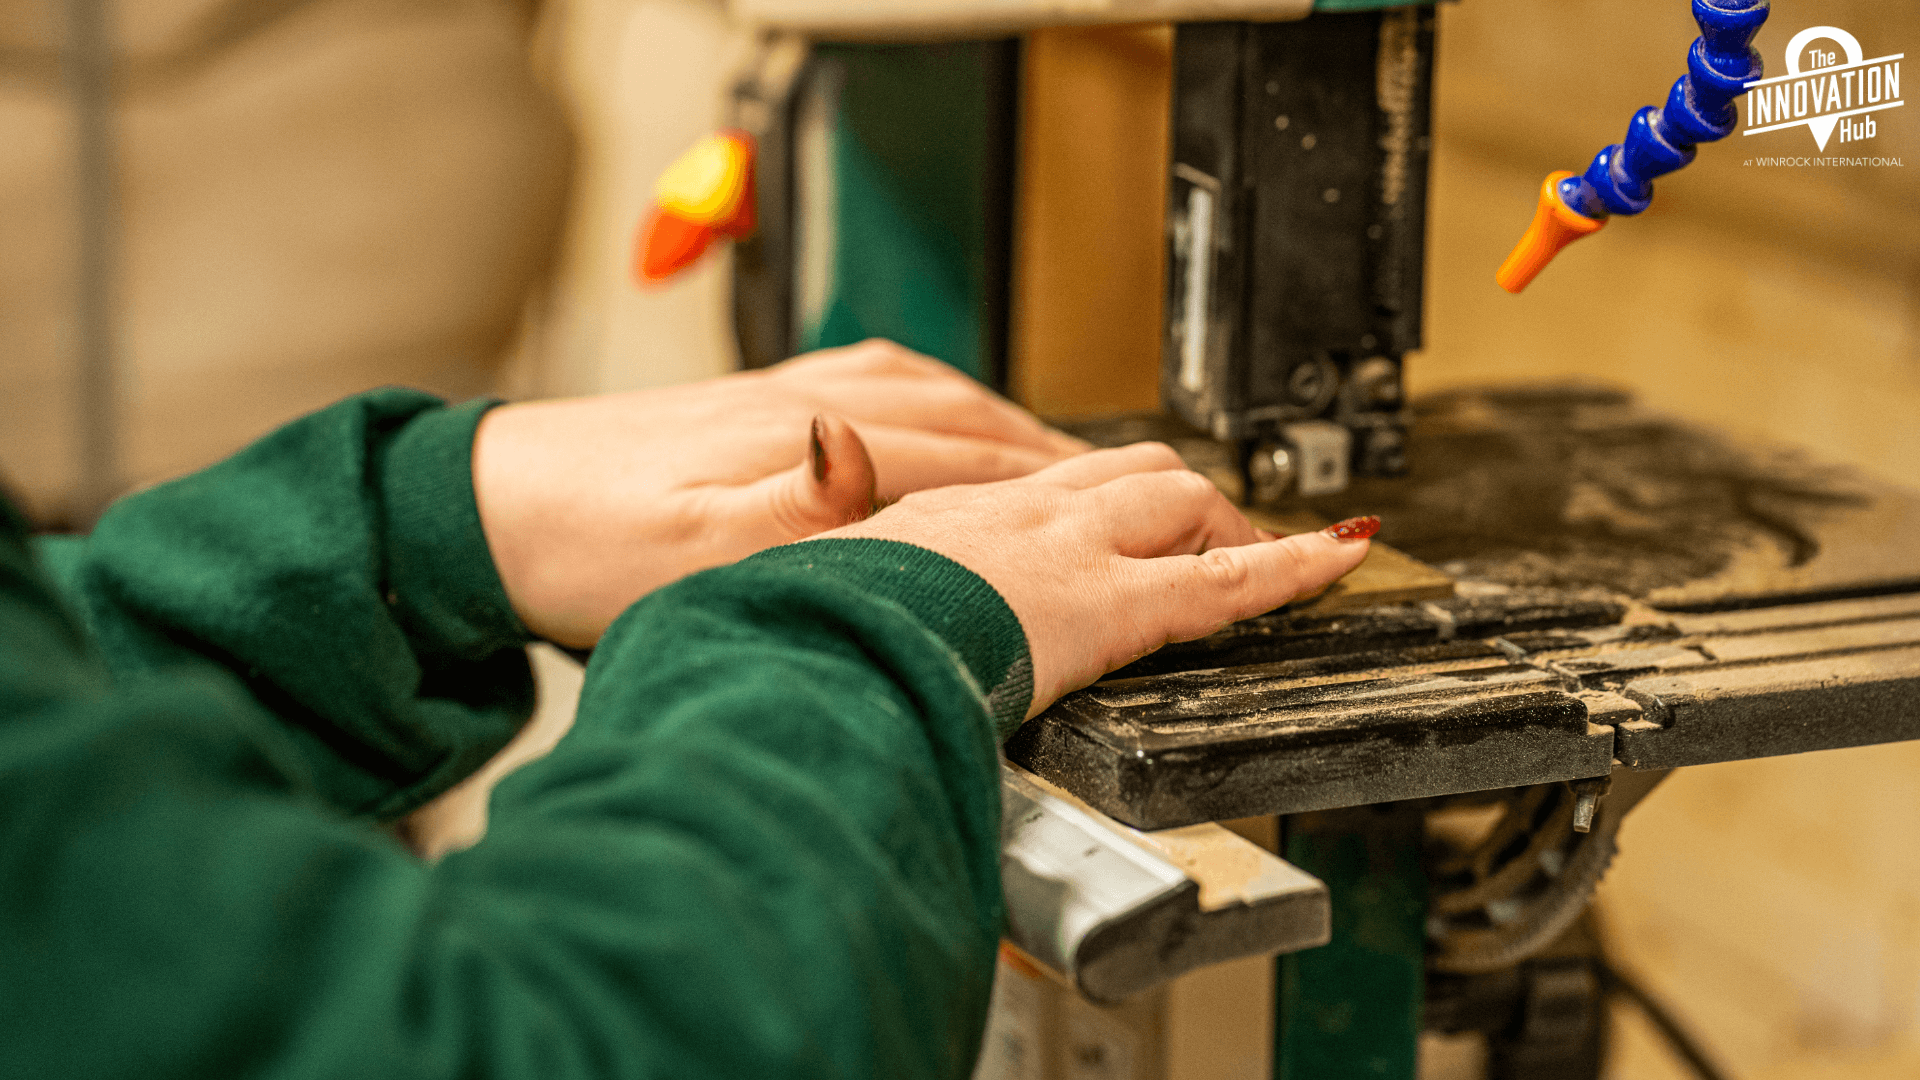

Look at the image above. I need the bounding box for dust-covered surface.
[1066,387,1920,607]
[1008,589,1920,825]
[1306,386,1918,605]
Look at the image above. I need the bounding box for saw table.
[988,385,1920,1078]
[1022,386,1920,827]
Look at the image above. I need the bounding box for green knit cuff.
[380,398,531,657]
[745,539,1033,739]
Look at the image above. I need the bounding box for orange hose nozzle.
[1495,172,1605,294]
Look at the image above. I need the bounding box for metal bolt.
[1351,356,1401,405]
[1570,776,1611,833]
[1274,114,1290,130]
[1247,443,1296,504]
[1300,133,1316,150]
[1322,187,1340,204]
[1287,361,1326,403]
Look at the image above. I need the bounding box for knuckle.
[955,390,1010,428]
[1135,441,1187,471]
[1167,468,1216,499]
[958,441,1037,481]
[852,338,928,374]
[1197,548,1254,594]
[766,483,821,538]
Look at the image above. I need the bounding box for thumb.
[760,413,878,540]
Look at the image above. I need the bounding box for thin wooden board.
[1248,509,1456,613]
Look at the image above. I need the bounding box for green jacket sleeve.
[2,488,1033,1080]
[32,389,534,819]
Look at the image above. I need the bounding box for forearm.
[33,390,534,819]
[3,538,1027,1080]
[442,540,1026,1076]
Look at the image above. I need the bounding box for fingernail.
[809,415,829,484]
[1322,515,1380,541]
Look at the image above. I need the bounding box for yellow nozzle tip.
[653,131,754,225]
[1495,172,1605,294]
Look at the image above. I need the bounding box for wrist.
[747,538,1034,737]
[380,396,531,654]
[469,402,566,645]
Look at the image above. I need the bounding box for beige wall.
[0,0,756,523]
[508,0,745,399]
[0,0,574,522]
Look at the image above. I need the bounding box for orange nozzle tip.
[635,208,717,285]
[634,130,757,285]
[1495,171,1605,294]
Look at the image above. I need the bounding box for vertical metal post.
[1276,804,1427,1080]
[60,0,121,523]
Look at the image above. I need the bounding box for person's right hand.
[813,443,1376,718]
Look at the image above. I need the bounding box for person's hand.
[472,339,1088,647]
[813,443,1376,717]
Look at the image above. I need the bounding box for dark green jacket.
[1,389,1032,1080]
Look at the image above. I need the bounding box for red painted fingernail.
[809,415,829,483]
[1322,515,1380,541]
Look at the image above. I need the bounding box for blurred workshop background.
[1,0,1915,1077]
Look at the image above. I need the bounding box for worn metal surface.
[1108,587,1625,679]
[1032,390,1920,827]
[1613,594,1920,769]
[998,764,1328,1003]
[1071,389,1920,612]
[1276,804,1427,1080]
[1006,591,1920,828]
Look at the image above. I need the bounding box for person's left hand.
[472,339,1089,647]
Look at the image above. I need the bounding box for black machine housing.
[1162,9,1436,496]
